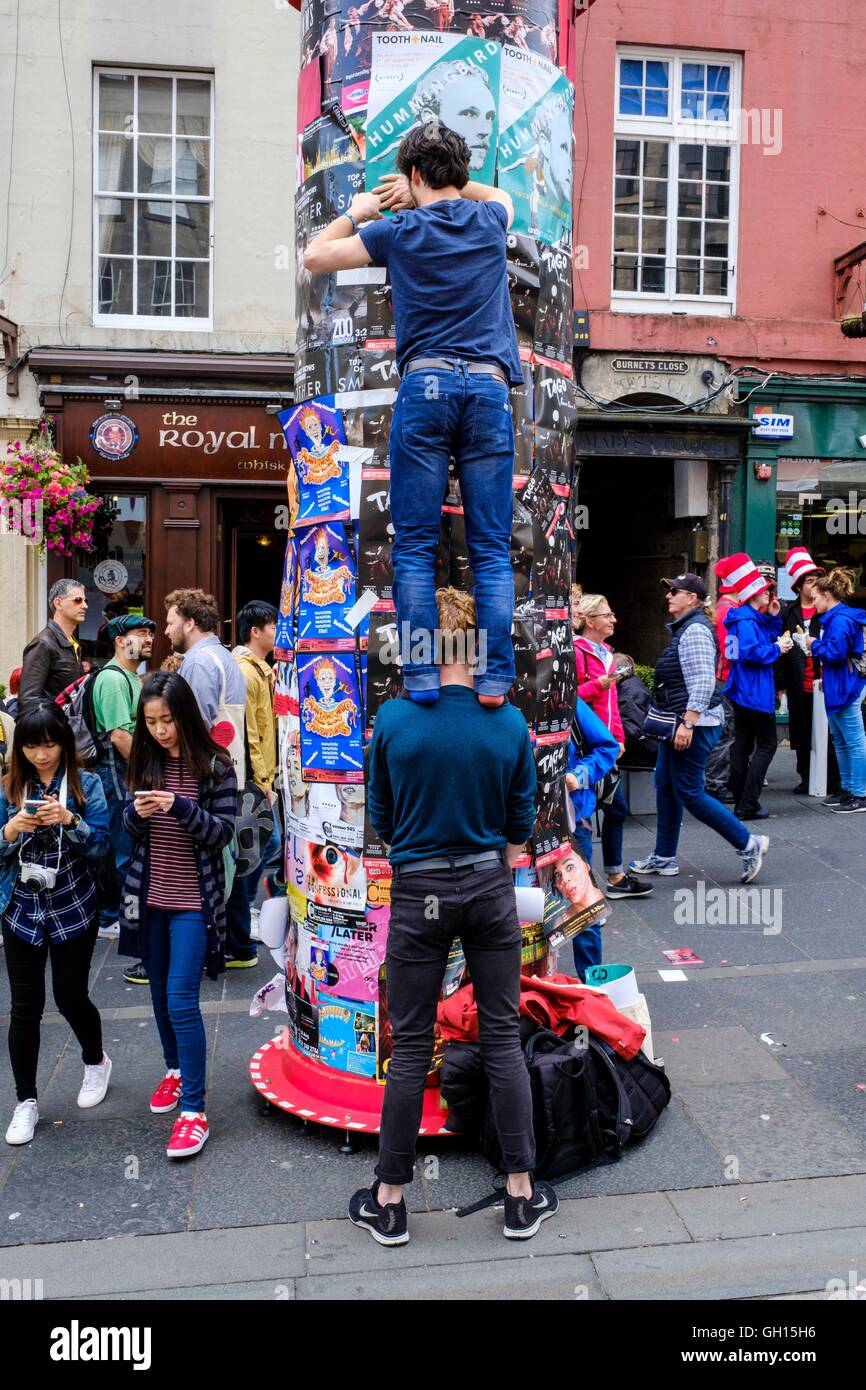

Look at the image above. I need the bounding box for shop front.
[31,350,294,666]
[574,351,750,664]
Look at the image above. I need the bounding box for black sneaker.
[831,795,866,814]
[348,1182,409,1247]
[503,1180,559,1240]
[604,873,654,899]
[123,962,149,985]
[823,790,851,808]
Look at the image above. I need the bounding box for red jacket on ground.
[437,974,646,1060]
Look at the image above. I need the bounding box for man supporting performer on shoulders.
[348,588,557,1246]
[304,121,523,708]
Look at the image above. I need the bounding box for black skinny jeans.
[376,858,535,1186]
[730,703,778,814]
[3,919,103,1102]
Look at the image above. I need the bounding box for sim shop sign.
[752,408,795,439]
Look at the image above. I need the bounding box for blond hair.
[573,593,609,632]
[814,567,857,601]
[435,585,477,638]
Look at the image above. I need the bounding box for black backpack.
[480,1028,671,1183]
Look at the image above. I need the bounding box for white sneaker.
[97,922,120,939]
[6,1099,39,1145]
[77,1053,112,1109]
[249,907,262,942]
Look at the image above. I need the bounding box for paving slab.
[656,1026,790,1087]
[305,1190,688,1273]
[669,1174,866,1241]
[88,1279,296,1301]
[700,968,866,1055]
[592,1225,866,1301]
[0,1222,306,1297]
[297,1252,606,1300]
[636,981,732,1031]
[779,1050,866,1146]
[676,1081,866,1182]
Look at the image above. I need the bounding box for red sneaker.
[166,1112,209,1159]
[149,1072,182,1114]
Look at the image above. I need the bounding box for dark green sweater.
[368,686,537,864]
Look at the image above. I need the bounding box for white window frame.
[92,66,215,331]
[611,46,741,317]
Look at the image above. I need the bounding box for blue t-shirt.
[359,199,523,386]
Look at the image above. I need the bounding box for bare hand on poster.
[373,173,414,212]
[349,191,382,224]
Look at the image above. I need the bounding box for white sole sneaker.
[6,1101,39,1145]
[77,1055,112,1109]
[97,924,120,939]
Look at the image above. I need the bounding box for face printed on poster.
[498,46,574,247]
[284,723,365,849]
[297,522,356,649]
[366,32,501,189]
[298,652,364,780]
[304,840,368,911]
[279,399,351,526]
[540,845,608,946]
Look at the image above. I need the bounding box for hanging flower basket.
[0,421,103,558]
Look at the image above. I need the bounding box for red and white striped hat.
[714,553,771,602]
[784,546,824,589]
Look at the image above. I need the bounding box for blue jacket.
[810,602,866,713]
[568,697,620,825]
[0,770,109,917]
[723,605,783,713]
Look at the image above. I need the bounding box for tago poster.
[366,32,500,189]
[497,44,573,247]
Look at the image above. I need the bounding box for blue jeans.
[828,695,866,797]
[145,908,208,1113]
[655,725,751,858]
[601,779,628,874]
[94,757,133,932]
[389,364,516,695]
[570,821,603,979]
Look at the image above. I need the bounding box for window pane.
[641,258,665,293]
[705,182,730,218]
[97,199,134,256]
[642,217,667,256]
[642,141,668,178]
[614,217,639,253]
[682,63,705,90]
[174,260,209,317]
[645,89,669,117]
[175,138,210,196]
[677,220,702,256]
[679,144,704,180]
[615,177,639,211]
[619,87,642,116]
[642,178,667,213]
[703,262,729,296]
[708,65,730,93]
[175,201,210,258]
[677,180,702,217]
[707,94,730,118]
[646,61,668,88]
[138,76,172,133]
[706,146,731,181]
[137,201,172,257]
[98,134,134,192]
[612,255,638,292]
[676,260,700,295]
[620,59,643,87]
[704,221,729,258]
[615,140,640,177]
[97,257,133,315]
[137,259,173,315]
[682,91,704,120]
[98,73,133,132]
[176,79,211,138]
[137,136,173,196]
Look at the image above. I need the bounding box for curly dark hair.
[396,121,470,191]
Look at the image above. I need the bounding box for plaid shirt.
[677,623,724,726]
[119,757,237,980]
[0,771,109,944]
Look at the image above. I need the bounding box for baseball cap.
[660,573,708,600]
[107,614,156,640]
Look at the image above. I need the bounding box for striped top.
[146,757,203,910]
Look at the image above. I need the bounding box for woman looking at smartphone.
[121,672,236,1159]
[804,568,866,813]
[0,705,110,1146]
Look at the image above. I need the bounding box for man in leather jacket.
[19,580,86,713]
